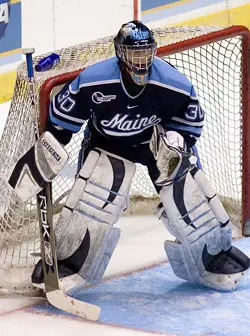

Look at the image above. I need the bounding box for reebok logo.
[127,105,139,109]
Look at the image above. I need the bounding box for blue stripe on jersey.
[49,108,81,133]
[149,57,194,96]
[192,145,203,169]
[190,85,197,99]
[167,122,203,136]
[70,57,120,93]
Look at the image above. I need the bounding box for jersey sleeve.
[48,73,90,134]
[162,85,204,148]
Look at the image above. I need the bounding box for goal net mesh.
[0,25,248,294]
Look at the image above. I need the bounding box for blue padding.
[142,0,223,22]
[167,122,202,136]
[49,109,81,133]
[0,52,21,66]
[0,2,21,53]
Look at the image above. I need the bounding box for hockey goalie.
[8,20,250,293]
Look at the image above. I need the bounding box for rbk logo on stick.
[38,193,55,272]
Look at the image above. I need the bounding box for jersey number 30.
[185,104,204,121]
[58,90,76,113]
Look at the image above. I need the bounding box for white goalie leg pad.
[191,168,232,250]
[55,148,136,286]
[159,168,249,291]
[8,131,69,201]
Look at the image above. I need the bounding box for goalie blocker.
[8,131,69,201]
[151,126,250,291]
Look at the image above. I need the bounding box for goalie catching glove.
[8,132,69,201]
[150,124,197,186]
[151,125,250,291]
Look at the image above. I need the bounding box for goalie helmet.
[114,20,157,86]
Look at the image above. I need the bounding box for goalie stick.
[22,48,101,321]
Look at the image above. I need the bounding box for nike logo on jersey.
[100,113,161,136]
[127,105,139,109]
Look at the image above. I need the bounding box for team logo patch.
[121,22,149,40]
[92,92,117,104]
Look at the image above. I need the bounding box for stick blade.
[46,289,101,321]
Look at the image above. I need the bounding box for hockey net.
[0,25,249,295]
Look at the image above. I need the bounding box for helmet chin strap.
[129,70,149,86]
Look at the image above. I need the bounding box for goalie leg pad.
[159,169,250,291]
[85,227,121,283]
[164,240,249,291]
[54,148,135,285]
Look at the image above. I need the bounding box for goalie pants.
[77,125,162,192]
[77,124,201,188]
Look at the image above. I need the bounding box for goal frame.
[39,25,250,236]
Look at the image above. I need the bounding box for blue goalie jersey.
[49,56,204,147]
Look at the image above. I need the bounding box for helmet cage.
[116,42,157,75]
